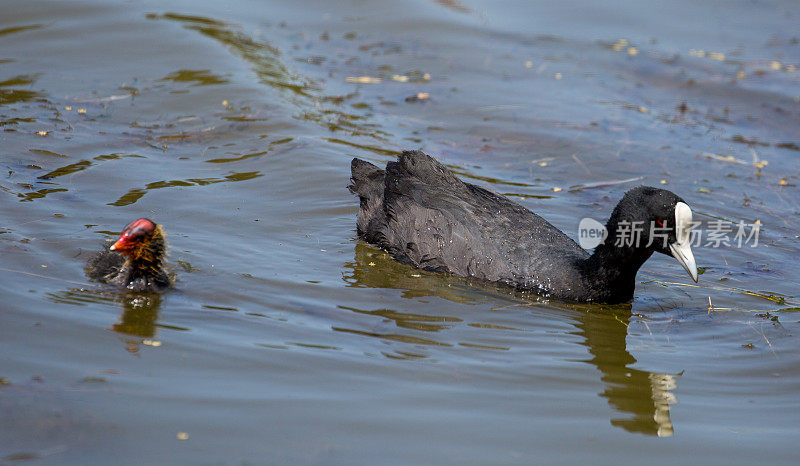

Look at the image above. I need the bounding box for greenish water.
[1,0,799,463]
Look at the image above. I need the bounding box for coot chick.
[86,218,170,292]
[349,150,698,303]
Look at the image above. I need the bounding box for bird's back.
[351,151,590,296]
[86,243,170,292]
[86,247,126,282]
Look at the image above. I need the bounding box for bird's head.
[609,187,698,282]
[110,218,160,260]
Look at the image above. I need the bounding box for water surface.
[2,0,799,463]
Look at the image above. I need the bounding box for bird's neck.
[127,228,166,276]
[582,240,654,303]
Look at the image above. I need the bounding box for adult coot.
[349,150,698,303]
[86,218,170,292]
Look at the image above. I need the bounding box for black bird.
[86,218,170,292]
[349,150,697,303]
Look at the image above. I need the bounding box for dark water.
[2,0,799,463]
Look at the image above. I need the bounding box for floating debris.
[346,76,382,84]
[612,38,628,51]
[176,432,189,440]
[708,296,732,314]
[77,108,87,114]
[82,376,106,383]
[741,290,786,305]
[702,152,743,164]
[702,151,769,170]
[405,92,429,102]
[567,176,644,192]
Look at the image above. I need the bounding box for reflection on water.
[0,74,43,105]
[0,23,43,38]
[111,293,161,338]
[108,170,263,206]
[344,242,490,304]
[335,303,463,356]
[147,12,390,141]
[113,292,163,354]
[146,13,315,98]
[346,240,678,436]
[339,305,461,332]
[3,0,797,459]
[568,304,678,437]
[47,289,165,353]
[159,69,230,87]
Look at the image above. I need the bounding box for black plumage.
[349,150,698,303]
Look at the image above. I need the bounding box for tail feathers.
[350,158,388,244]
[397,150,461,187]
[349,158,384,197]
[349,151,460,247]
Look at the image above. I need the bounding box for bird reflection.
[113,292,162,354]
[46,288,162,353]
[112,292,161,336]
[344,242,510,304]
[344,241,678,436]
[567,304,678,436]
